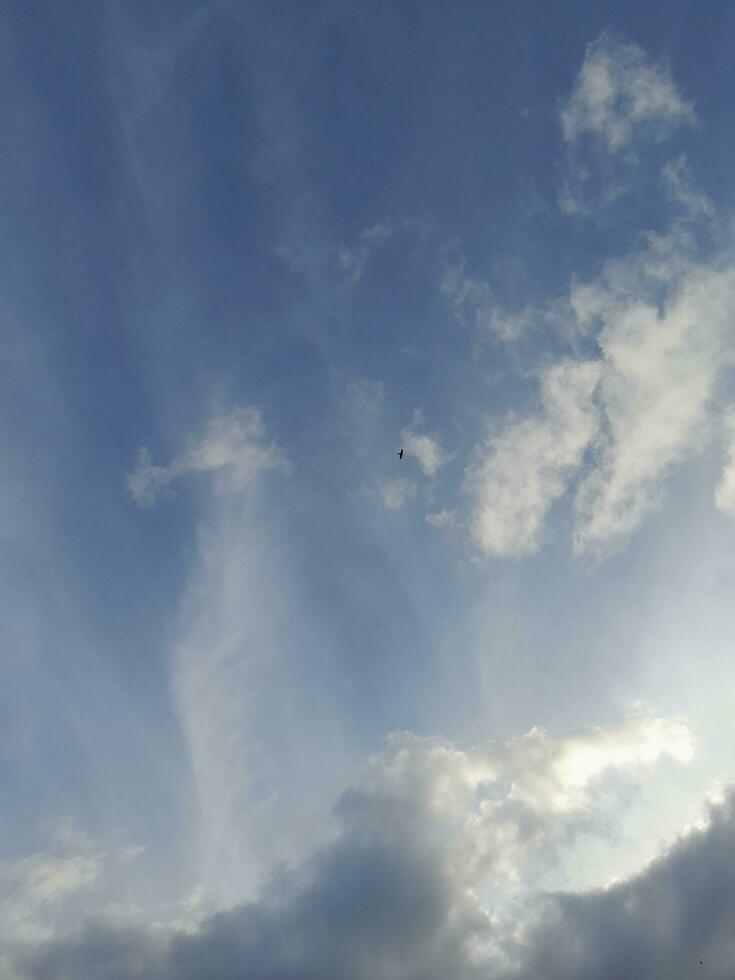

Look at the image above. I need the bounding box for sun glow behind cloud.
[4,6,735,979]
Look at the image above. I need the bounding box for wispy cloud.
[126,407,288,507]
[440,239,530,342]
[714,410,735,518]
[662,156,714,219]
[379,477,416,510]
[561,34,695,152]
[559,33,696,213]
[401,411,450,478]
[426,509,456,530]
[338,219,395,286]
[339,216,431,286]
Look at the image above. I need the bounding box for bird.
[397,449,404,459]
[699,962,704,966]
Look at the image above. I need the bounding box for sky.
[2,1,735,977]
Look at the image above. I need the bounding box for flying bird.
[397,449,403,459]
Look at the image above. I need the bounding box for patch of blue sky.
[3,2,735,976]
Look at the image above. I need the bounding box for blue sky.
[3,2,735,977]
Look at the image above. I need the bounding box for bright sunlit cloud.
[5,8,735,979]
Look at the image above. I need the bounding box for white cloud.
[338,220,395,286]
[126,407,288,508]
[357,710,692,891]
[559,34,696,214]
[401,411,449,477]
[714,410,735,517]
[440,240,529,342]
[379,477,416,510]
[125,447,171,508]
[339,216,431,286]
[465,359,601,557]
[662,156,714,218]
[10,711,700,980]
[464,159,735,560]
[500,713,693,814]
[0,819,144,950]
[560,33,695,153]
[572,242,735,556]
[426,509,456,529]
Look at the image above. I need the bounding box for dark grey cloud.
[506,790,735,980]
[15,788,735,980]
[11,922,168,980]
[14,797,489,980]
[12,738,735,980]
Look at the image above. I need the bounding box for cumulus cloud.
[561,34,695,152]
[0,848,102,945]
[9,711,698,980]
[714,410,735,518]
[0,817,147,980]
[440,239,530,342]
[571,234,735,556]
[465,359,601,557]
[126,407,288,507]
[506,788,735,980]
[401,411,449,477]
[465,159,735,559]
[378,477,416,510]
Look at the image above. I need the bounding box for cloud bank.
[10,711,707,980]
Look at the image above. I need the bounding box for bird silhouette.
[397,449,403,459]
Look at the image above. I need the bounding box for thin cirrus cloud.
[714,410,735,518]
[11,710,698,980]
[8,7,735,980]
[379,476,417,510]
[338,216,431,287]
[126,407,288,507]
[426,509,456,530]
[338,219,395,286]
[440,238,531,342]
